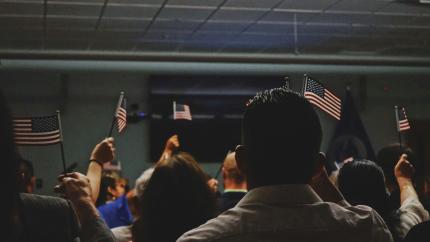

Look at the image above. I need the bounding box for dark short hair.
[133,152,216,242]
[337,160,394,232]
[243,88,322,185]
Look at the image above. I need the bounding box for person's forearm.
[397,177,418,205]
[87,161,103,203]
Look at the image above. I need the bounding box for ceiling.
[0,0,430,61]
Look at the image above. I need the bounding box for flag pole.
[214,150,232,179]
[173,101,176,120]
[56,110,67,173]
[302,74,308,95]
[394,106,402,150]
[108,91,124,137]
[283,76,290,89]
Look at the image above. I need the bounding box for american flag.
[116,95,127,133]
[13,115,61,145]
[173,102,192,120]
[396,106,411,132]
[304,76,342,120]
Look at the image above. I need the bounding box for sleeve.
[395,196,430,239]
[79,216,117,242]
[370,209,394,242]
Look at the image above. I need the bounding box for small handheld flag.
[395,106,411,132]
[13,111,68,173]
[116,95,127,133]
[108,92,127,136]
[173,101,192,120]
[303,75,341,120]
[13,115,61,145]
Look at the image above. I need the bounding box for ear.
[235,145,248,175]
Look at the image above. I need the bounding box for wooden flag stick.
[214,150,232,179]
[56,110,67,173]
[394,106,402,150]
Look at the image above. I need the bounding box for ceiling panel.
[278,0,340,10]
[0,0,429,58]
[211,9,265,21]
[99,18,150,30]
[47,3,102,17]
[167,0,224,7]
[158,6,213,20]
[0,1,43,15]
[0,16,43,29]
[224,0,282,9]
[328,0,389,13]
[103,5,160,18]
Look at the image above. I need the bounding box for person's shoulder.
[20,193,71,211]
[177,209,242,242]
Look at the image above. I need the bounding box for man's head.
[18,159,36,193]
[236,88,322,188]
[222,152,247,190]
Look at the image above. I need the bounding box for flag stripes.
[304,76,341,120]
[174,102,192,120]
[397,107,411,132]
[13,115,61,145]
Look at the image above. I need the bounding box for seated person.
[18,158,36,193]
[178,87,393,242]
[338,158,429,240]
[217,151,247,214]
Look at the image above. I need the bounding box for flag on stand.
[173,101,192,120]
[303,76,342,120]
[396,106,411,132]
[326,87,376,174]
[115,95,127,133]
[13,115,61,145]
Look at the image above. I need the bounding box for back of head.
[223,152,246,185]
[377,144,415,189]
[243,88,322,186]
[133,152,215,242]
[338,160,390,219]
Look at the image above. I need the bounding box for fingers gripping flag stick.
[303,75,342,120]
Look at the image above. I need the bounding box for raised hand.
[90,137,115,164]
[395,154,415,181]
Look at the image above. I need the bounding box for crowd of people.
[3,87,430,242]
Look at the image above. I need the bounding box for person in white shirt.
[178,87,393,242]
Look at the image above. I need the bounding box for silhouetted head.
[132,152,215,242]
[338,160,391,222]
[222,152,246,189]
[236,88,322,188]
